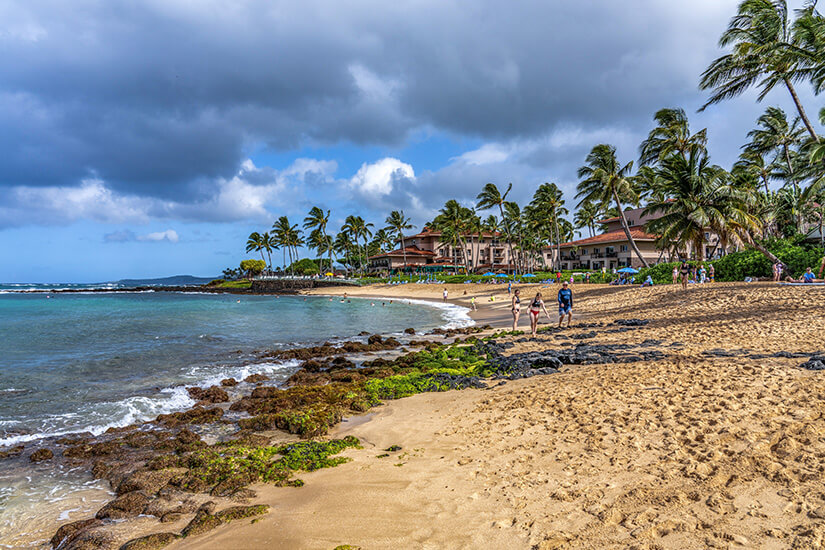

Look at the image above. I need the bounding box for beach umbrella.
[482,271,495,276]
[617,267,639,274]
[496,274,509,278]
[325,272,333,276]
[522,273,536,277]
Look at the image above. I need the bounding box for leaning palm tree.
[245,232,268,266]
[341,215,373,274]
[733,149,775,194]
[639,107,708,166]
[745,106,805,189]
[477,183,517,274]
[699,0,819,140]
[576,144,650,267]
[304,207,333,276]
[384,210,415,270]
[307,229,333,275]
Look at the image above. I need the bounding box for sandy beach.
[163,281,825,549]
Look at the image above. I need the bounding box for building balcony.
[605,252,617,258]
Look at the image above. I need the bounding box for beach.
[7,281,825,549]
[173,281,825,549]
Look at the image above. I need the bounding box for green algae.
[179,436,361,490]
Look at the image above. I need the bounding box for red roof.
[597,216,620,224]
[368,246,436,260]
[556,228,658,248]
[401,227,502,240]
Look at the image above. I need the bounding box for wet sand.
[162,282,825,549]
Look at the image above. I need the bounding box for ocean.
[0,287,471,547]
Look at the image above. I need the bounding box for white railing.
[253,274,361,284]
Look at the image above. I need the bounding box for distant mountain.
[113,275,217,287]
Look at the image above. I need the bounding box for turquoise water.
[0,291,469,447]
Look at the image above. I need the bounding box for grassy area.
[208,279,252,289]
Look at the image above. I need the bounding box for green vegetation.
[239,259,265,278]
[179,436,361,490]
[214,279,252,289]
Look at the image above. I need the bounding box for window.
[628,220,635,226]
[620,245,628,252]
[704,232,710,240]
[581,249,587,255]
[593,248,600,254]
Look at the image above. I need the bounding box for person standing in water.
[442,288,448,302]
[528,291,550,336]
[557,282,573,328]
[511,289,521,331]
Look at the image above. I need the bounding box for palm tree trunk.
[749,240,779,263]
[400,234,407,276]
[614,190,650,268]
[785,78,818,142]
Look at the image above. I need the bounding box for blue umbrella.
[482,272,495,276]
[522,273,536,277]
[496,274,509,278]
[617,267,639,274]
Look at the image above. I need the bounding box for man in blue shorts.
[557,281,573,328]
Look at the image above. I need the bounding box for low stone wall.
[250,279,357,294]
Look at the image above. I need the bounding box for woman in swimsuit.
[511,289,521,331]
[528,292,550,337]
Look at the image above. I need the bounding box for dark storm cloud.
[1,0,742,202]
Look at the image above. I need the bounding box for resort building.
[368,228,516,272]
[546,206,730,270]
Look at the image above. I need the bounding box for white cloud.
[137,229,179,243]
[350,157,415,196]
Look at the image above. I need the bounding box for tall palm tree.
[530,182,568,270]
[245,232,268,266]
[733,149,774,194]
[477,183,518,274]
[384,210,415,270]
[576,144,650,267]
[341,215,373,274]
[272,216,302,274]
[307,229,333,275]
[699,0,819,140]
[431,200,474,273]
[745,106,805,189]
[639,107,708,166]
[304,207,333,276]
[503,201,526,274]
[333,231,354,274]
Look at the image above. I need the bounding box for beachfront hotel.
[546,206,730,271]
[368,228,517,272]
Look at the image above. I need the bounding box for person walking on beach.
[699,263,707,284]
[680,260,690,290]
[672,265,679,285]
[708,263,715,282]
[470,296,477,311]
[508,281,512,295]
[557,281,573,328]
[442,288,448,302]
[528,292,550,336]
[511,289,521,331]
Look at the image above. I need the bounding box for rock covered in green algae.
[214,504,269,522]
[119,532,179,550]
[95,491,151,519]
[181,503,222,538]
[116,468,187,495]
[155,406,224,427]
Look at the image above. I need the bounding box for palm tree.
[341,215,373,274]
[245,232,268,266]
[384,210,415,270]
[574,200,601,238]
[576,144,650,267]
[307,229,333,275]
[639,108,708,166]
[699,0,819,141]
[272,216,302,274]
[530,182,568,270]
[304,207,333,276]
[431,200,474,273]
[733,149,774,194]
[503,201,526,274]
[477,183,518,274]
[333,231,354,274]
[645,145,771,262]
[371,228,394,253]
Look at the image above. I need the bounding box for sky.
[0,0,820,282]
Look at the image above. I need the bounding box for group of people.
[510,283,573,337]
[673,261,714,289]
